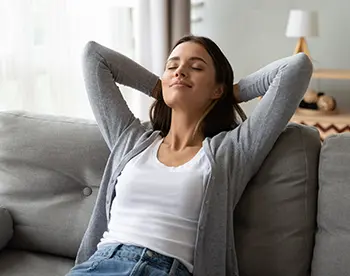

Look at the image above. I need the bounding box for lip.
[170,80,192,88]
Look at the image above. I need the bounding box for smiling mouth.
[171,83,192,88]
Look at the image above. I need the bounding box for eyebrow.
[166,56,208,65]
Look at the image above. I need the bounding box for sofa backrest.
[312,133,350,276]
[0,111,109,259]
[234,123,321,276]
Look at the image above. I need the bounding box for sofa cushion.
[311,133,350,276]
[0,207,13,250]
[234,123,320,276]
[0,111,109,258]
[0,249,73,276]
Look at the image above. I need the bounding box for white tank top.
[98,135,210,272]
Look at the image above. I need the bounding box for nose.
[174,66,187,78]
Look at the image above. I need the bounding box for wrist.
[152,79,162,99]
[233,83,242,103]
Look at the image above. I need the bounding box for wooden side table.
[312,69,350,80]
[291,109,350,140]
[290,68,350,140]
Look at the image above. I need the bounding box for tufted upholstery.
[0,111,109,275]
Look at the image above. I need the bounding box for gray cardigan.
[76,41,313,276]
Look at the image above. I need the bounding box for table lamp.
[285,10,318,58]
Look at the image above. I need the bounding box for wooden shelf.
[292,109,350,124]
[312,69,350,80]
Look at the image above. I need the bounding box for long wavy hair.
[149,35,246,138]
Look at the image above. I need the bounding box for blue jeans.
[66,244,192,276]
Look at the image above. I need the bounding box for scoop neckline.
[153,136,204,170]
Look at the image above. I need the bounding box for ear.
[211,84,224,100]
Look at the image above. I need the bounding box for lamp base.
[294,37,311,58]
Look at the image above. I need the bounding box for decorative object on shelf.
[299,89,319,110]
[317,93,337,112]
[303,88,318,104]
[299,89,337,114]
[285,9,318,59]
[292,66,350,140]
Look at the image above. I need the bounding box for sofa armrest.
[0,207,13,250]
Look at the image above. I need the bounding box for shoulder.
[205,128,240,161]
[141,120,153,132]
[111,120,156,157]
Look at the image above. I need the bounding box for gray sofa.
[0,110,349,276]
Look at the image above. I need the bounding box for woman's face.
[161,41,222,114]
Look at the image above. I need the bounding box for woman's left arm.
[229,53,313,184]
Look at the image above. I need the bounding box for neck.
[163,110,204,151]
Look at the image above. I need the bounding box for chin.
[163,88,195,109]
[164,97,186,110]
[163,92,181,106]
[163,99,176,109]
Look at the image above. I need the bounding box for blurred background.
[1,0,349,121]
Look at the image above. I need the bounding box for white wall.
[191,0,350,115]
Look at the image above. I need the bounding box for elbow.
[294,52,313,78]
[82,41,99,63]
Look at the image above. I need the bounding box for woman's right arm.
[82,41,160,150]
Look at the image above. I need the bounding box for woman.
[67,35,312,276]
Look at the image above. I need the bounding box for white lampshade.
[285,10,318,38]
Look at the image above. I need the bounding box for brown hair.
[149,35,246,138]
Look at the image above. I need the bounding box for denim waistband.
[98,243,191,275]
